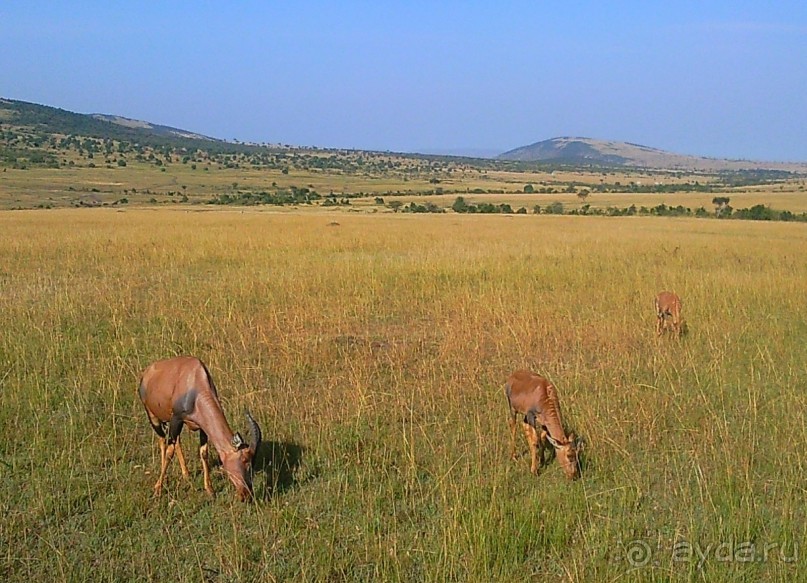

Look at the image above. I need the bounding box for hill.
[91,114,216,141]
[3,97,806,174]
[498,137,807,172]
[0,98,253,153]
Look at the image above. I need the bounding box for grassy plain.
[351,190,807,214]
[0,209,805,582]
[2,156,805,213]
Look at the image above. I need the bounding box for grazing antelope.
[505,370,582,480]
[138,356,262,501]
[655,291,683,337]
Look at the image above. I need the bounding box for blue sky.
[2,2,806,160]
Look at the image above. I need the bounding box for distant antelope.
[655,291,683,337]
[138,356,262,501]
[505,370,583,480]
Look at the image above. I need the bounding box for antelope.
[138,356,262,501]
[655,291,683,337]
[505,370,582,480]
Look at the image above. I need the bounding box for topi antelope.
[138,356,262,501]
[505,370,583,480]
[655,291,684,337]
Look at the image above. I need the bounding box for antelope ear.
[574,435,585,451]
[231,432,246,449]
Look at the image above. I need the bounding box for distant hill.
[91,114,217,141]
[498,137,807,172]
[0,98,247,153]
[3,98,806,172]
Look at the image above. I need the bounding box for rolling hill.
[3,97,806,172]
[90,114,217,141]
[498,137,807,172]
[0,97,248,153]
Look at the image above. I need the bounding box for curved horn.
[246,410,262,456]
[545,432,564,449]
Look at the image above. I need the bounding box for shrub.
[452,197,469,213]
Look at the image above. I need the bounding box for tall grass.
[0,209,804,581]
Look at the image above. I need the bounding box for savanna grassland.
[1,208,805,582]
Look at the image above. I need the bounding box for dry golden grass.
[352,190,807,213]
[0,209,804,581]
[4,154,804,212]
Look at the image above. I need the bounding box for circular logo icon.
[625,540,652,568]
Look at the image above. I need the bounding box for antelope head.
[221,411,262,501]
[545,432,584,480]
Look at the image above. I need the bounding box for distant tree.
[452,196,469,213]
[523,183,534,193]
[712,196,732,218]
[712,196,730,207]
[498,203,513,214]
[735,204,774,221]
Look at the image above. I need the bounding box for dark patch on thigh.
[138,382,147,403]
[150,419,167,438]
[172,388,198,417]
[167,415,184,444]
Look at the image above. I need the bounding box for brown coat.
[505,370,581,479]
[655,291,683,336]
[138,356,261,501]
